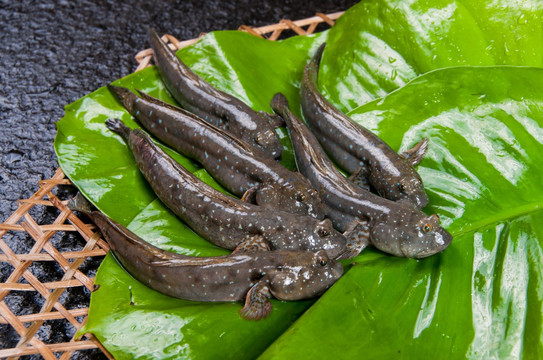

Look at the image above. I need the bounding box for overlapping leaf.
[54,1,543,358]
[260,67,543,359]
[55,31,327,359]
[319,0,543,112]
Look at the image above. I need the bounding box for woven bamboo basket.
[0,11,342,359]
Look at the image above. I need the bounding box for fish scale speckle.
[300,44,429,210]
[105,118,349,260]
[147,28,283,160]
[274,93,452,259]
[108,85,326,221]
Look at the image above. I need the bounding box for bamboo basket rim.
[0,10,342,359]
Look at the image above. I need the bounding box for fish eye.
[422,223,433,233]
[256,134,263,143]
[317,228,330,237]
[296,192,306,202]
[398,183,406,192]
[318,257,327,266]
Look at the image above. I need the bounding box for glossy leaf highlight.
[54,2,543,358]
[55,30,327,360]
[259,67,543,359]
[319,0,543,112]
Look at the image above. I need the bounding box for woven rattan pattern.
[0,169,112,359]
[0,12,341,359]
[134,11,342,71]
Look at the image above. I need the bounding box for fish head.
[268,250,343,301]
[256,180,325,220]
[370,210,452,258]
[252,128,284,159]
[294,217,347,259]
[406,213,452,258]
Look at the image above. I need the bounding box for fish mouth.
[408,229,453,259]
[410,192,429,209]
[268,145,284,160]
[322,238,348,260]
[256,136,284,159]
[416,193,430,209]
[332,261,344,279]
[309,206,326,220]
[257,145,282,160]
[253,136,283,159]
[435,229,453,249]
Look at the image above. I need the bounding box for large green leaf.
[259,67,543,359]
[54,4,543,359]
[319,0,543,112]
[56,30,327,225]
[55,30,328,359]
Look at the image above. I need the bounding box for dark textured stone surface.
[0,0,358,358]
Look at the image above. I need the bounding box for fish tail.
[106,118,131,143]
[312,43,326,68]
[108,85,138,115]
[68,192,93,214]
[304,43,326,86]
[147,27,162,48]
[148,27,173,58]
[270,92,290,119]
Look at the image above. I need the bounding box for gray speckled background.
[0,0,358,358]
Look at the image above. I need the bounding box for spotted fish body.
[301,44,429,209]
[106,118,348,260]
[148,28,283,159]
[108,85,324,220]
[69,196,342,321]
[272,93,452,259]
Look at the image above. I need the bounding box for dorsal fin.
[400,138,428,166]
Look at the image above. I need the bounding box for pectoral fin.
[261,111,285,128]
[348,167,370,191]
[337,219,370,259]
[400,138,428,166]
[232,234,270,254]
[239,282,273,320]
[241,186,259,204]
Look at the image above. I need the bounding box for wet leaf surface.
[54,2,543,358]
